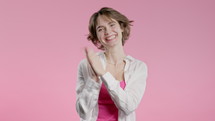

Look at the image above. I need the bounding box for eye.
[110,23,115,27]
[97,28,104,32]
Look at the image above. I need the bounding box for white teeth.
[106,35,116,40]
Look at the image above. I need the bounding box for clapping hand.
[85,47,106,77]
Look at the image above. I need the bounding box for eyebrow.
[108,21,116,24]
[96,26,102,30]
[96,21,116,30]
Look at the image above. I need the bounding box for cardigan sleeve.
[100,61,148,115]
[76,59,101,120]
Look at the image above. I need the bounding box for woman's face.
[96,15,124,49]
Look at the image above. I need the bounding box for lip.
[105,34,117,42]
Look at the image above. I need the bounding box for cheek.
[97,33,104,39]
[114,27,123,33]
[116,29,123,36]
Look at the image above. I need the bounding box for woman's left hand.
[85,47,106,76]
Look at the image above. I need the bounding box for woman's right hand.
[85,47,106,77]
[86,63,99,82]
[85,47,105,82]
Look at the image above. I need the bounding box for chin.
[107,40,122,48]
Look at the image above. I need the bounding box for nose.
[104,27,111,35]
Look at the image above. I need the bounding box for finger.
[84,47,99,76]
[85,47,91,54]
[85,47,96,57]
[87,61,97,77]
[85,47,96,73]
[85,47,92,63]
[87,63,93,74]
[84,47,88,57]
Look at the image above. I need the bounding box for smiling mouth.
[105,35,116,41]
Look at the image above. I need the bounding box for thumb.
[85,47,95,56]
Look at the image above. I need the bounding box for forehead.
[96,15,117,26]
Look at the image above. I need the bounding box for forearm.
[100,72,147,115]
[76,78,101,119]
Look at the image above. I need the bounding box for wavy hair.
[87,7,133,50]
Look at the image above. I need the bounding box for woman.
[76,7,148,121]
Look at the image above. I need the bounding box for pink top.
[97,81,126,121]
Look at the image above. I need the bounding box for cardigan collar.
[98,51,134,72]
[98,51,134,62]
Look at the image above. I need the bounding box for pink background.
[0,0,215,121]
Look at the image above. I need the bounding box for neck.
[104,44,126,64]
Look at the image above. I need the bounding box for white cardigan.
[76,52,148,121]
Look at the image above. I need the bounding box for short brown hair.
[87,7,133,50]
